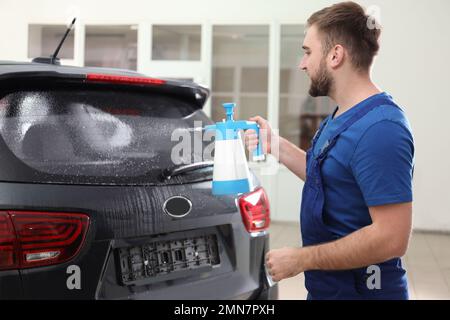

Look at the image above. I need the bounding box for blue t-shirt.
[312,92,415,237]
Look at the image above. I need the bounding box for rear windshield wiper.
[161,161,214,180]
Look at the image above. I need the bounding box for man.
[245,1,414,300]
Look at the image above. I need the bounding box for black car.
[0,60,277,300]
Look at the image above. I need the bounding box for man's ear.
[329,45,345,69]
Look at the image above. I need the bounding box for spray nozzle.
[223,103,236,121]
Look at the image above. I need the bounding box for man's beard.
[309,59,333,97]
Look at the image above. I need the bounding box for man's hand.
[244,115,308,181]
[244,116,274,154]
[265,247,306,282]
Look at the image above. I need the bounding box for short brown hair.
[307,1,381,71]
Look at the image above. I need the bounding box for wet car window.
[0,89,214,184]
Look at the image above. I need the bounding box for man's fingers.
[244,131,257,141]
[265,252,271,262]
[244,131,258,151]
[265,251,280,281]
[249,115,264,123]
[249,116,268,129]
[267,265,274,277]
[245,134,258,142]
[268,268,280,282]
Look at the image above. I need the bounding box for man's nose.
[298,56,307,71]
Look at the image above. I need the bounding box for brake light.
[0,211,89,270]
[86,73,166,86]
[238,187,270,233]
[0,213,18,270]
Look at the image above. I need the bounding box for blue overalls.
[300,96,409,300]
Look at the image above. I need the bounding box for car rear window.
[0,88,213,185]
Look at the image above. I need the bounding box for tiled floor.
[269,221,450,300]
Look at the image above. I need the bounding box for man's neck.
[330,73,382,118]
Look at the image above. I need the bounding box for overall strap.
[317,97,398,160]
[311,114,333,148]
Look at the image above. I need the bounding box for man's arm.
[266,202,412,281]
[244,116,308,181]
[277,137,307,182]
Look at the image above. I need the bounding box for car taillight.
[86,73,166,86]
[238,187,270,233]
[0,211,89,270]
[0,213,18,270]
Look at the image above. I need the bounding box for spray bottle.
[204,102,265,195]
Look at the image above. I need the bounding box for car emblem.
[163,196,192,218]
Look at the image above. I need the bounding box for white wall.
[0,0,449,231]
[357,0,450,231]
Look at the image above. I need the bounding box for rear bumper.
[0,202,274,300]
[0,235,277,300]
[255,284,279,300]
[95,226,275,300]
